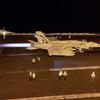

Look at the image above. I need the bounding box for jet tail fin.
[35,31,50,44]
[28,40,35,43]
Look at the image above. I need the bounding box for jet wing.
[48,44,76,56]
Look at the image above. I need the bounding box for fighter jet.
[0,29,13,39]
[27,31,100,56]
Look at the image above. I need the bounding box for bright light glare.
[0,43,31,47]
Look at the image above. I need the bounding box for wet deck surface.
[0,35,100,99]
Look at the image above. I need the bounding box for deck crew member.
[91,72,96,80]
[32,58,36,63]
[37,56,40,62]
[37,56,41,62]
[63,71,67,80]
[32,72,36,82]
[58,70,63,80]
[29,71,33,82]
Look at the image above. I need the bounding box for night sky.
[0,0,100,33]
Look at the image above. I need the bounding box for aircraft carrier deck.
[0,34,100,100]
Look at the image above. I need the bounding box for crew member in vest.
[63,71,67,80]
[91,71,96,80]
[32,58,36,63]
[58,70,63,80]
[29,71,33,82]
[32,72,36,82]
[37,56,40,62]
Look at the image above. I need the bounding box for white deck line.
[8,92,100,100]
[50,66,100,71]
[1,53,45,56]
[0,66,100,75]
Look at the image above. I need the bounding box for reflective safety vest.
[63,71,67,76]
[59,71,63,76]
[38,57,40,61]
[32,73,36,79]
[32,58,36,63]
[29,72,32,77]
[91,72,96,78]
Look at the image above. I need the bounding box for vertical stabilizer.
[35,31,50,44]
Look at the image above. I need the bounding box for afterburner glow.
[0,43,31,47]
